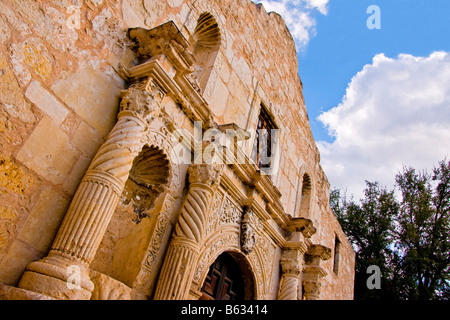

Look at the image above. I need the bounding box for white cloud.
[317,51,450,200]
[305,0,329,14]
[255,0,329,49]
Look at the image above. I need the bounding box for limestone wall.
[0,0,354,299]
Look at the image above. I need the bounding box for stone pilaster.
[18,83,159,300]
[154,164,223,300]
[302,244,331,300]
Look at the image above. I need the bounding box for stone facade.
[0,0,355,300]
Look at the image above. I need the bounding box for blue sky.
[299,0,450,142]
[255,0,450,199]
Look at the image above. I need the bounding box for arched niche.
[188,12,222,93]
[90,144,172,288]
[295,165,314,218]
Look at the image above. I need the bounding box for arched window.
[188,12,221,93]
[294,168,313,218]
[299,173,312,217]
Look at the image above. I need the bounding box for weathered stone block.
[0,154,34,195]
[17,188,69,253]
[62,154,92,195]
[51,67,122,138]
[71,120,102,158]
[16,117,79,185]
[9,37,53,85]
[0,16,10,44]
[0,240,40,286]
[207,77,228,118]
[0,53,36,124]
[25,80,68,125]
[0,206,17,254]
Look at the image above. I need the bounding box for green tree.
[331,182,399,300]
[332,159,450,300]
[394,160,450,300]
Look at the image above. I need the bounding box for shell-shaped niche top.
[193,12,221,48]
[129,145,170,188]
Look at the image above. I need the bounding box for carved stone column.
[154,164,223,300]
[18,83,159,300]
[303,267,327,300]
[302,244,331,300]
[277,242,307,300]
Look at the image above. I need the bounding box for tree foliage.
[333,159,450,300]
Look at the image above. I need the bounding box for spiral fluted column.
[154,164,223,300]
[277,245,306,300]
[18,86,156,300]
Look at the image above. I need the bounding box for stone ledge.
[0,283,55,300]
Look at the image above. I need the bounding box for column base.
[17,254,94,300]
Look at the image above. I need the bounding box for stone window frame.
[250,103,279,175]
[333,235,341,275]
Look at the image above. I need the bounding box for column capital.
[188,163,224,188]
[119,80,164,123]
[280,248,303,276]
[305,244,332,266]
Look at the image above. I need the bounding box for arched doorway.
[200,252,247,300]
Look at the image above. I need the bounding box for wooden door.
[200,253,245,300]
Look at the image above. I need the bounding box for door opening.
[200,252,245,300]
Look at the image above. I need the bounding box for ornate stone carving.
[119,85,153,118]
[277,247,304,300]
[174,164,224,242]
[302,244,331,300]
[278,274,299,301]
[188,163,224,187]
[143,200,173,270]
[193,232,240,284]
[303,266,327,300]
[280,250,302,276]
[240,210,256,254]
[174,187,211,243]
[219,197,242,226]
[90,270,131,300]
[18,74,161,300]
[154,238,200,300]
[154,163,224,300]
[205,190,224,235]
